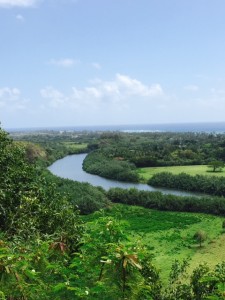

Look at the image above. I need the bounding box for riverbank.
[48,153,201,197]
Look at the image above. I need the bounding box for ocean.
[7,122,225,133]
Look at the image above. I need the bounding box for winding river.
[48,154,200,197]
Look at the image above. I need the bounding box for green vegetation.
[11,130,92,167]
[148,172,225,196]
[0,127,83,298]
[83,150,139,182]
[193,230,207,248]
[1,127,225,299]
[75,130,225,183]
[208,160,225,172]
[43,170,110,214]
[76,206,225,299]
[63,141,88,150]
[11,129,225,184]
[107,187,225,216]
[83,204,225,280]
[138,164,225,182]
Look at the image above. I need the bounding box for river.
[48,153,201,197]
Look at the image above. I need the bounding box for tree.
[208,160,224,172]
[193,230,207,247]
[222,220,225,232]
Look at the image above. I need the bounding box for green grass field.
[138,165,225,182]
[63,142,88,152]
[83,204,225,281]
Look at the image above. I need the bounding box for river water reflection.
[48,154,199,197]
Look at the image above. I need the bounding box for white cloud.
[0,0,39,8]
[115,74,163,97]
[40,74,164,111]
[184,85,199,92]
[4,76,225,128]
[38,74,166,127]
[16,14,25,21]
[0,0,79,8]
[47,0,78,4]
[0,87,28,110]
[40,86,67,108]
[48,58,79,68]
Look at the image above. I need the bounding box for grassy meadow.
[63,142,88,152]
[138,164,225,182]
[83,204,225,280]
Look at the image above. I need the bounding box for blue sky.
[1,0,225,128]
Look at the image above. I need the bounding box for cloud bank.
[37,74,166,126]
[0,87,28,110]
[2,75,225,128]
[40,74,164,110]
[0,0,39,7]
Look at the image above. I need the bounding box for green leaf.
[53,283,66,292]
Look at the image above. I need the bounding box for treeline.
[149,172,225,196]
[85,131,225,168]
[107,187,225,216]
[83,150,139,182]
